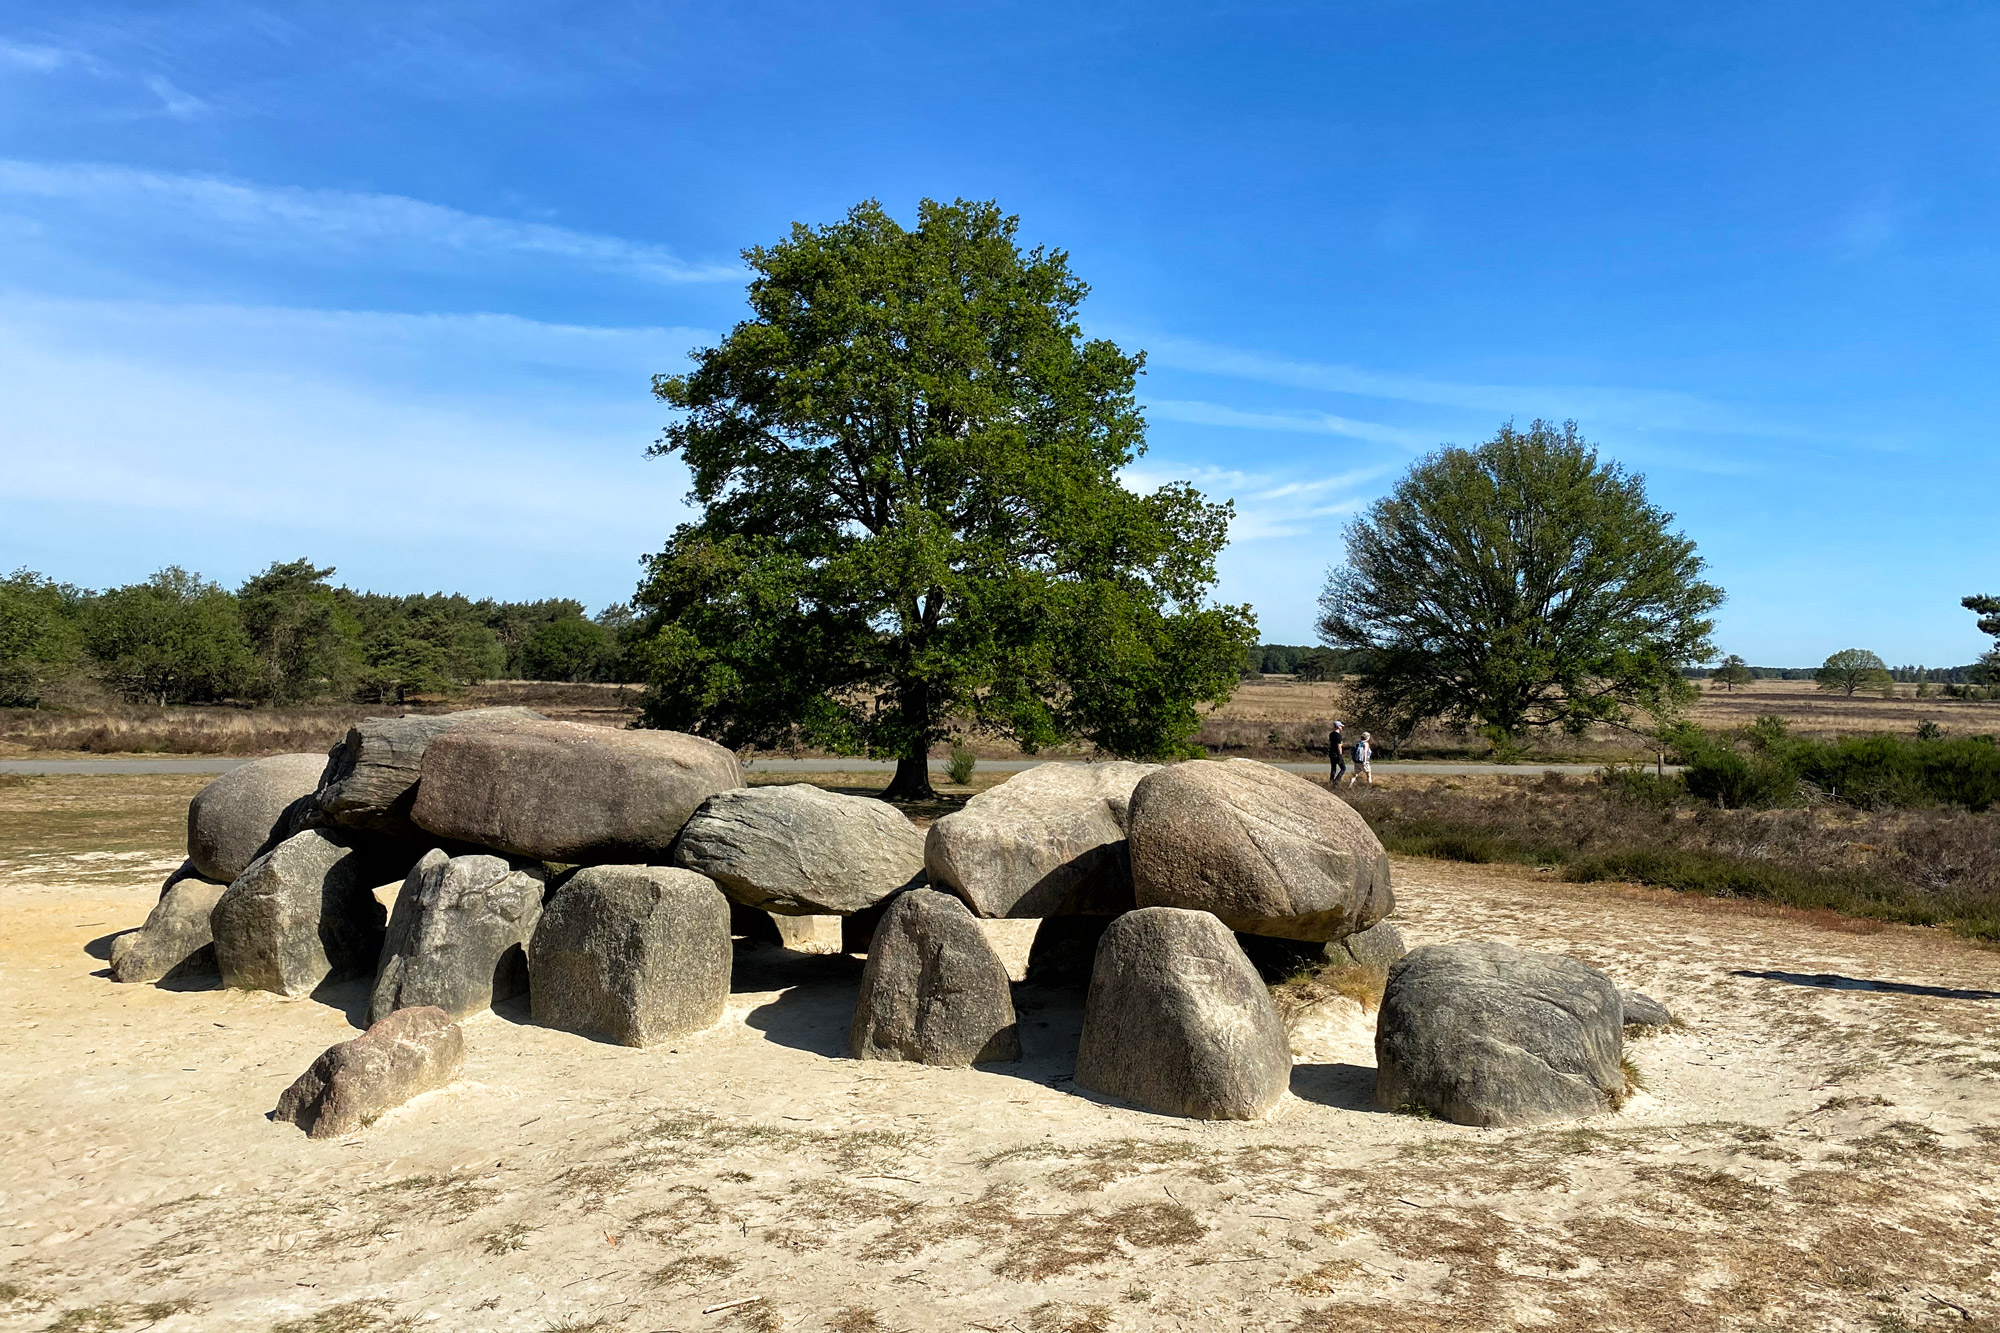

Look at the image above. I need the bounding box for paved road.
[1,755,1659,778]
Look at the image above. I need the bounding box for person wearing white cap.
[1328,720,1346,784]
[1348,731,1374,787]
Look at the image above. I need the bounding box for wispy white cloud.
[0,38,83,71]
[1133,331,1800,440]
[1123,459,1386,542]
[1145,397,1436,449]
[0,295,701,601]
[142,75,206,119]
[0,159,742,283]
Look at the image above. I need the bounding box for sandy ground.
[2,777,1998,1333]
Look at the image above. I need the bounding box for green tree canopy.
[1967,595,2000,686]
[1318,419,1722,745]
[0,569,87,707]
[82,567,257,704]
[1816,647,1892,697]
[521,616,612,682]
[237,559,359,704]
[1713,653,1754,691]
[636,197,1255,798]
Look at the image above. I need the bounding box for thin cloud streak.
[1145,397,1436,450]
[1134,332,1805,440]
[1123,459,1382,542]
[0,158,743,283]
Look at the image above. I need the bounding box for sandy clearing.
[1,782,1997,1332]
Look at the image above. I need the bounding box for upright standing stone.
[315,707,545,838]
[850,889,1020,1066]
[369,849,547,1023]
[1074,907,1291,1119]
[187,753,327,883]
[529,866,731,1046]
[1128,759,1393,941]
[673,784,925,915]
[210,829,387,998]
[274,1007,465,1138]
[111,868,228,983]
[925,762,1156,918]
[1374,941,1626,1127]
[412,720,741,863]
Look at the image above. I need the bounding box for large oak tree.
[635,199,1255,798]
[1318,420,1721,746]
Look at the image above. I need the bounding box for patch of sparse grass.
[37,1304,196,1333]
[828,1308,890,1333]
[480,1222,536,1255]
[721,1298,783,1333]
[1288,1259,1366,1294]
[981,1137,1206,1192]
[268,1302,415,1333]
[763,1178,918,1251]
[2,1281,49,1309]
[651,1254,740,1286]
[867,1183,1206,1279]
[1119,1287,1152,1304]
[1026,1302,1112,1333]
[539,1320,610,1333]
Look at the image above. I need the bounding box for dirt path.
[1,779,1996,1333]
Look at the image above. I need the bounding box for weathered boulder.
[368,850,547,1023]
[274,1006,464,1138]
[187,754,326,883]
[1128,759,1393,941]
[673,784,924,915]
[315,707,545,838]
[110,868,227,983]
[529,865,731,1046]
[850,889,1020,1065]
[1333,920,1408,972]
[1024,914,1113,985]
[1620,989,1674,1030]
[210,829,388,998]
[1075,907,1291,1119]
[770,913,845,954]
[926,762,1156,918]
[1374,941,1626,1127]
[412,720,741,863]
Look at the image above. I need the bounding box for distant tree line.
[1687,662,1986,684]
[1243,644,1371,680]
[0,560,644,708]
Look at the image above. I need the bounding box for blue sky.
[1,2,1995,665]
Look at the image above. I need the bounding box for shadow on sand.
[1731,969,1999,1003]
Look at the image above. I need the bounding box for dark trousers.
[1329,752,1347,782]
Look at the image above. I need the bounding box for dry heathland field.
[7,678,1996,764]
[2,772,1997,1333]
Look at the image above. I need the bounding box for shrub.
[946,743,977,785]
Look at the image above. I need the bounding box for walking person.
[1328,720,1347,785]
[1348,731,1374,787]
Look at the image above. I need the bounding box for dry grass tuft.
[827,1308,892,1333]
[1026,1301,1113,1333]
[721,1298,783,1333]
[268,1302,416,1333]
[479,1222,535,1255]
[652,1253,740,1286]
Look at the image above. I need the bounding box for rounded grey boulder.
[1334,919,1408,972]
[925,761,1156,918]
[1074,906,1292,1120]
[211,828,388,998]
[850,888,1020,1066]
[275,1006,465,1139]
[1620,988,1674,1030]
[529,865,731,1046]
[187,753,326,883]
[111,865,227,983]
[411,719,742,863]
[316,707,546,837]
[369,849,548,1023]
[674,783,924,915]
[1128,759,1393,942]
[1374,941,1626,1127]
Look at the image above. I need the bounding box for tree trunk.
[881,755,936,802]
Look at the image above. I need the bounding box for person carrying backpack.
[1348,731,1374,787]
[1328,720,1347,784]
